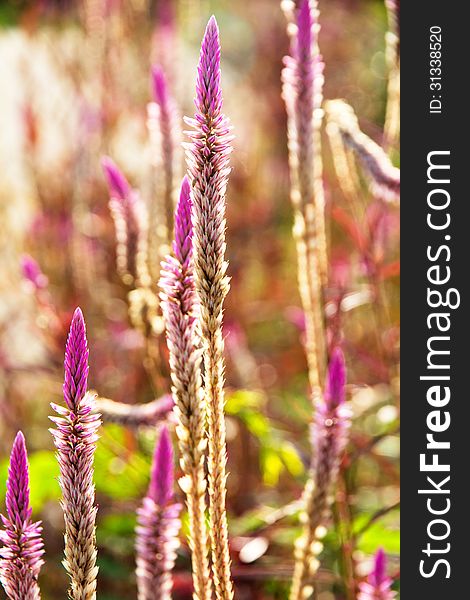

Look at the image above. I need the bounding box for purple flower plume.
[184,16,234,600]
[0,432,44,600]
[358,548,396,600]
[102,156,149,286]
[135,426,181,600]
[50,307,101,600]
[290,348,351,600]
[282,0,325,199]
[282,0,327,395]
[160,177,212,600]
[312,347,350,483]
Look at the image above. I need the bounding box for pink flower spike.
[0,432,44,600]
[184,15,234,599]
[159,175,212,600]
[50,308,101,600]
[135,426,181,600]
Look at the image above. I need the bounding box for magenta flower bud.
[50,308,101,600]
[20,254,48,290]
[358,548,396,600]
[135,426,181,600]
[0,432,44,600]
[312,347,351,478]
[63,306,89,411]
[324,346,346,409]
[148,426,174,507]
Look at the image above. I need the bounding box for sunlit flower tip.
[372,548,386,586]
[5,432,32,529]
[173,176,193,262]
[101,155,131,201]
[297,0,312,47]
[51,307,100,599]
[20,254,48,289]
[148,426,174,507]
[151,65,168,106]
[135,426,181,600]
[324,347,346,409]
[196,15,222,114]
[63,307,89,411]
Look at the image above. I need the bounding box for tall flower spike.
[50,308,101,600]
[135,426,182,600]
[290,348,351,600]
[160,177,212,600]
[358,548,396,600]
[184,15,234,600]
[282,0,327,395]
[102,156,150,287]
[0,432,44,600]
[384,0,400,151]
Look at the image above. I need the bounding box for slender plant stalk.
[94,394,174,428]
[184,15,234,600]
[290,349,351,600]
[0,432,45,600]
[384,0,400,152]
[282,0,327,395]
[151,65,180,245]
[358,548,396,600]
[135,426,181,600]
[160,176,212,600]
[50,308,101,600]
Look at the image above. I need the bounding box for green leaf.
[94,424,151,500]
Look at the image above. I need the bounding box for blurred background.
[0,0,399,598]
